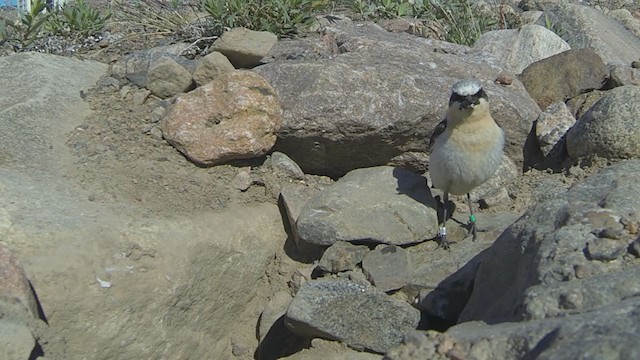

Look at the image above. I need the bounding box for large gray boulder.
[472,24,570,74]
[566,85,640,160]
[0,52,287,359]
[519,48,608,110]
[460,160,640,323]
[296,166,438,246]
[286,279,420,354]
[386,296,640,360]
[254,22,541,177]
[543,3,640,66]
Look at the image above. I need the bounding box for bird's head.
[447,79,490,124]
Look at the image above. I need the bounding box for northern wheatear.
[429,79,505,248]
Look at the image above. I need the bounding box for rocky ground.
[1,0,640,359]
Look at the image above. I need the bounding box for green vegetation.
[0,0,110,50]
[199,0,500,45]
[0,0,509,53]
[45,0,111,38]
[201,0,331,38]
[0,0,51,49]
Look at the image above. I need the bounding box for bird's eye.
[450,93,465,103]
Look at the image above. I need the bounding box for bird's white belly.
[430,127,504,195]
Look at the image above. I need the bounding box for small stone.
[212,27,278,68]
[535,101,576,162]
[317,242,370,274]
[629,238,640,257]
[148,126,164,141]
[495,73,513,85]
[269,152,305,180]
[632,60,640,69]
[586,238,627,261]
[258,291,293,341]
[147,57,194,99]
[0,243,39,317]
[120,85,133,100]
[362,244,412,293]
[193,51,235,86]
[133,89,151,105]
[478,187,510,209]
[150,106,166,123]
[233,167,252,191]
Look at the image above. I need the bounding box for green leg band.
[469,214,476,223]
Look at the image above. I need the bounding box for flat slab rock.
[296,166,438,246]
[285,278,421,354]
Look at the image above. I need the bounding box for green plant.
[0,0,51,49]
[45,0,111,38]
[201,0,330,37]
[430,0,497,46]
[542,12,565,38]
[348,0,431,20]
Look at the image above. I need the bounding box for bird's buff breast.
[430,123,504,195]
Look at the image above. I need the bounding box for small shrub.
[45,0,111,38]
[0,0,51,49]
[201,0,331,37]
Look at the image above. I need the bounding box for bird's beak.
[461,96,479,109]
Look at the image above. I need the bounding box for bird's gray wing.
[429,118,447,150]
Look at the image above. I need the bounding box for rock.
[543,3,640,66]
[317,242,370,274]
[519,48,608,110]
[213,27,278,68]
[146,57,194,98]
[285,279,421,353]
[0,320,37,360]
[254,22,540,177]
[192,51,235,86]
[109,43,196,87]
[161,70,283,165]
[608,8,640,38]
[268,151,305,180]
[459,160,640,324]
[258,291,293,342]
[565,89,606,120]
[519,10,544,24]
[472,24,570,74]
[233,167,252,191]
[585,238,627,261]
[534,101,575,167]
[478,187,510,209]
[604,64,640,88]
[566,86,640,160]
[279,183,322,246]
[296,166,438,246]
[280,338,382,360]
[467,155,518,203]
[261,37,334,63]
[362,244,413,293]
[0,243,39,317]
[387,297,640,360]
[132,89,151,105]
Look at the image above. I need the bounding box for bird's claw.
[464,216,478,241]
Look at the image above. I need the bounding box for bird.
[428,79,505,249]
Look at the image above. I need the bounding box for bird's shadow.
[392,167,456,228]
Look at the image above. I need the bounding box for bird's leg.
[465,193,477,241]
[438,192,450,249]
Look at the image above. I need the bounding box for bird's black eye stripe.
[449,93,466,103]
